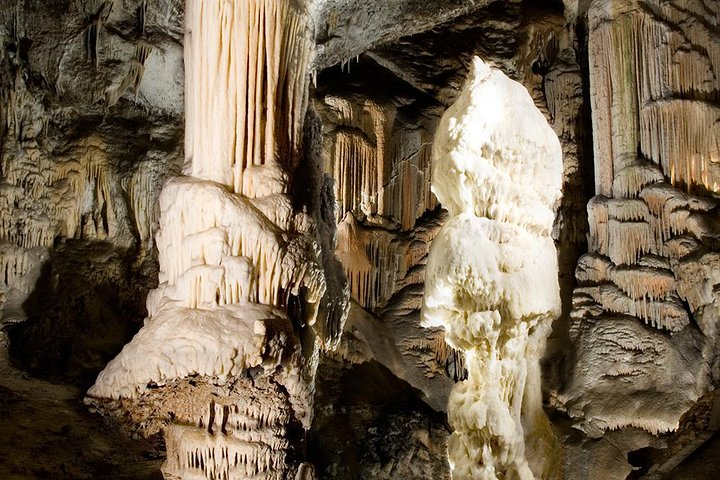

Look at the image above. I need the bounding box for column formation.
[422,57,563,479]
[184,0,313,197]
[87,2,327,479]
[561,0,720,438]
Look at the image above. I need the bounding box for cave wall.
[0,0,184,382]
[557,0,720,477]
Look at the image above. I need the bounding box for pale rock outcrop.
[422,57,563,480]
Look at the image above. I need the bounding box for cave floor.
[0,353,163,480]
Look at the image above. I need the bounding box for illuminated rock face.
[561,0,720,440]
[422,57,563,480]
[588,0,720,198]
[87,1,342,479]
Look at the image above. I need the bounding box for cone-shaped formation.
[422,57,563,480]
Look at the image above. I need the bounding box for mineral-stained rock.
[558,0,720,476]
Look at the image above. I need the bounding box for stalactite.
[185,0,312,198]
[590,0,720,194]
[385,129,437,230]
[84,1,113,67]
[106,42,154,107]
[434,331,467,382]
[138,0,147,34]
[611,266,675,302]
[640,100,720,192]
[0,245,30,291]
[335,214,434,311]
[0,88,5,169]
[577,283,689,332]
[611,162,664,199]
[164,424,292,480]
[323,97,391,223]
[321,94,437,231]
[128,159,160,249]
[333,131,378,219]
[607,219,653,266]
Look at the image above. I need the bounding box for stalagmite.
[422,57,563,480]
[86,1,337,479]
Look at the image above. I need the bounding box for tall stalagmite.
[422,57,563,480]
[86,1,336,479]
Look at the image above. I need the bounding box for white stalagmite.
[87,1,327,479]
[422,57,563,480]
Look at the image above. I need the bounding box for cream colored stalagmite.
[86,1,328,479]
[422,57,563,480]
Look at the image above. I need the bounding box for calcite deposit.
[85,1,344,479]
[422,57,563,480]
[560,0,720,440]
